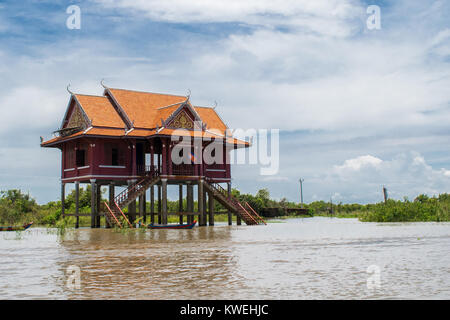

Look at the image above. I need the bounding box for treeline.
[0,188,449,226]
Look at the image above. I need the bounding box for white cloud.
[324,152,450,201]
[96,0,364,37]
[334,155,383,171]
[0,1,449,204]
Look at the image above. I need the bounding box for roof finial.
[186,89,191,100]
[213,100,217,109]
[66,84,74,95]
[100,78,108,89]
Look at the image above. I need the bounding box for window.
[111,148,119,166]
[76,149,86,167]
[104,143,124,166]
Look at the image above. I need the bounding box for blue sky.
[0,0,449,204]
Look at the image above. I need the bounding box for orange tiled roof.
[107,88,187,128]
[74,94,124,128]
[42,86,249,148]
[194,106,227,135]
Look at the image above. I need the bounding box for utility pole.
[299,178,304,208]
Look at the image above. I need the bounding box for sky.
[0,0,449,204]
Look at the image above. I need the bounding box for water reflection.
[1,218,449,299]
[58,226,237,299]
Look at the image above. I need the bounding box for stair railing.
[114,171,159,207]
[244,202,266,225]
[104,201,122,228]
[114,201,133,228]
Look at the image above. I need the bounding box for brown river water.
[0,217,449,299]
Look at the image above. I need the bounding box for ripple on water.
[0,219,449,299]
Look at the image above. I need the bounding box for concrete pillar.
[208,190,214,226]
[161,178,168,224]
[90,179,96,228]
[75,181,79,229]
[187,183,194,224]
[139,194,144,221]
[179,184,183,224]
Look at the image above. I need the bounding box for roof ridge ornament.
[100,78,108,89]
[186,89,191,101]
[213,100,217,110]
[66,84,74,95]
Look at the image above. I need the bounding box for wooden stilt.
[227,182,232,226]
[203,188,207,226]
[143,190,147,224]
[75,181,79,228]
[161,178,168,224]
[150,185,155,224]
[107,183,114,228]
[61,182,65,218]
[139,194,144,223]
[157,184,162,224]
[198,179,205,226]
[128,180,137,224]
[187,183,193,224]
[179,184,183,224]
[208,190,214,226]
[90,179,96,228]
[96,184,101,228]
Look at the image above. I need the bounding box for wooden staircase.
[103,172,161,228]
[203,179,266,225]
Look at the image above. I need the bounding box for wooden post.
[139,194,144,223]
[208,190,214,226]
[90,179,96,228]
[106,183,114,228]
[161,178,168,224]
[142,190,147,223]
[162,140,167,175]
[132,142,137,177]
[61,182,65,217]
[203,188,207,226]
[198,179,205,226]
[150,185,155,224]
[157,183,162,224]
[75,181,79,228]
[96,184,101,228]
[128,180,137,224]
[150,145,154,174]
[187,183,193,224]
[179,184,183,224]
[227,182,232,226]
[168,142,173,175]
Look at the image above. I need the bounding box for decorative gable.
[58,100,90,137]
[66,104,88,129]
[168,109,194,129]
